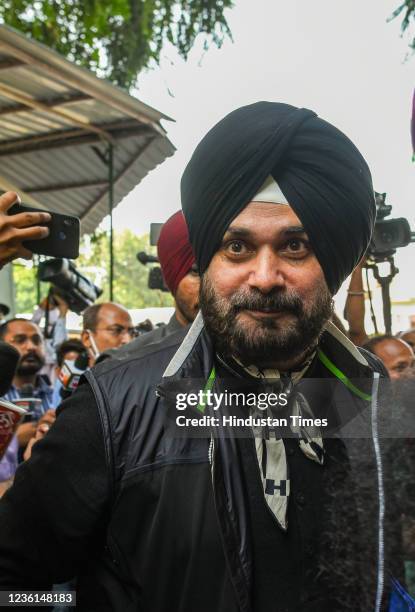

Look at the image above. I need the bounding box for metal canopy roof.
[0,25,175,235]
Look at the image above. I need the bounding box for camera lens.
[58,231,66,241]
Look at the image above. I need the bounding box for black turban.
[181,102,375,294]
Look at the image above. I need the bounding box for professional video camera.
[136,222,168,292]
[38,258,102,314]
[364,192,415,334]
[367,192,414,261]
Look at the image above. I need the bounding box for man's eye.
[226,240,248,255]
[281,238,310,256]
[225,240,247,255]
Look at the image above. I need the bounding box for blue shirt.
[0,376,55,482]
[52,379,63,409]
[3,376,55,418]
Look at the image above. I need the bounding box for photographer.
[0,191,50,268]
[32,293,69,383]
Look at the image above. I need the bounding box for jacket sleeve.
[0,382,111,588]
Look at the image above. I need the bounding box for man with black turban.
[182,101,375,294]
[0,103,404,611]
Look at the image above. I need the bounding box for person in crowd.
[135,319,153,335]
[0,191,50,269]
[343,260,415,354]
[100,210,199,362]
[397,328,415,351]
[363,334,414,380]
[156,210,199,329]
[0,318,55,492]
[22,339,85,464]
[80,302,135,365]
[51,338,86,407]
[0,303,9,323]
[31,292,69,383]
[0,102,403,610]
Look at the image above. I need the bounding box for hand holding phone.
[8,201,80,259]
[0,192,50,267]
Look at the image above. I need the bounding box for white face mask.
[86,329,100,359]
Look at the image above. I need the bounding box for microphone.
[15,383,42,422]
[74,351,89,371]
[58,350,89,396]
[0,341,19,396]
[136,251,159,265]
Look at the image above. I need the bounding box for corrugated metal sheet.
[0,25,175,234]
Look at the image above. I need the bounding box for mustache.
[229,289,303,316]
[20,352,42,364]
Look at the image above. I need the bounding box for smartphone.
[8,203,80,259]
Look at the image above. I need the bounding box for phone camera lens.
[58,231,66,241]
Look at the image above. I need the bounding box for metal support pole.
[108,144,114,301]
[91,142,115,301]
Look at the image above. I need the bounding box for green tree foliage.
[0,0,233,89]
[12,261,38,314]
[390,1,415,51]
[78,229,173,308]
[12,229,173,313]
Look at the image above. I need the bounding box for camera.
[136,251,168,292]
[367,192,414,261]
[38,258,102,314]
[136,223,169,292]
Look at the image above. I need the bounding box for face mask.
[86,329,100,359]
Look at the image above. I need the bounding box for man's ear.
[81,330,90,349]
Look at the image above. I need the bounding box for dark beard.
[17,352,45,376]
[175,295,198,325]
[200,275,333,367]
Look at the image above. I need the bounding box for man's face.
[4,320,45,376]
[175,266,200,325]
[83,304,134,354]
[200,202,333,367]
[373,338,415,381]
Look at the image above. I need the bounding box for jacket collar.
[162,312,374,388]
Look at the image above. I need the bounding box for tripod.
[365,256,398,335]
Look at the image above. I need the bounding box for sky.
[110,0,414,324]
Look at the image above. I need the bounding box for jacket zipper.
[208,436,214,466]
[371,372,384,612]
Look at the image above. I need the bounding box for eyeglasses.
[10,334,43,346]
[95,325,137,338]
